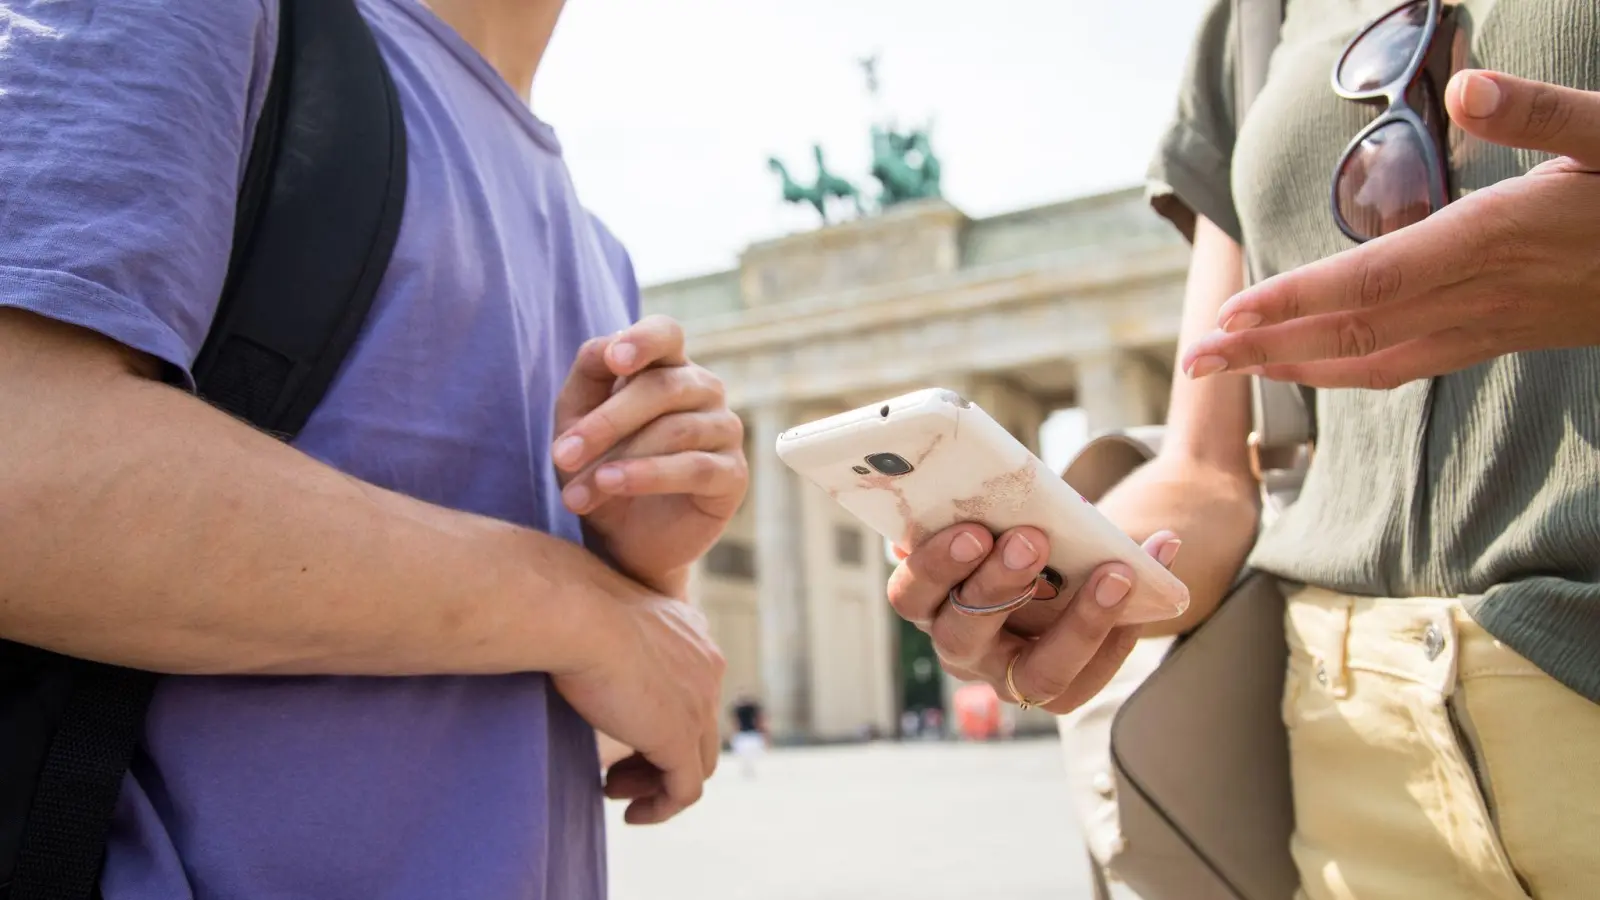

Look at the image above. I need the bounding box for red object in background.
[953,683,1002,740]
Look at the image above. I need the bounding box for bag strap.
[1231,0,1311,520]
[193,0,409,435]
[6,2,406,897]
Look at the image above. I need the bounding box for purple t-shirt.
[0,1,634,896]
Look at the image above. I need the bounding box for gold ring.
[1005,651,1045,711]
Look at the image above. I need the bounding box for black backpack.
[0,1,408,897]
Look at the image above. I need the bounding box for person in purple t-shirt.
[0,1,742,898]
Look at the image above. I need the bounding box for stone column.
[750,404,810,740]
[1074,351,1167,434]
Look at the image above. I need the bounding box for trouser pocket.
[1282,590,1530,900]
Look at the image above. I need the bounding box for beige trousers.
[1285,587,1600,900]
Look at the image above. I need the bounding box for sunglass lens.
[1337,0,1431,93]
[1334,119,1439,241]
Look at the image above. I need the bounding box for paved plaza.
[607,736,1094,900]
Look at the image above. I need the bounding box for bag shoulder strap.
[193,0,409,436]
[6,2,406,897]
[1230,0,1312,517]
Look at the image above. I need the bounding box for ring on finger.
[1005,651,1050,711]
[947,578,1038,617]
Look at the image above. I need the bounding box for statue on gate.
[766,144,864,225]
[767,52,944,224]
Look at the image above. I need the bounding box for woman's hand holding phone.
[887,524,1181,715]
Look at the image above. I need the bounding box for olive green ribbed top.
[1149,0,1600,702]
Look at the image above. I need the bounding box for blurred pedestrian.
[730,694,768,778]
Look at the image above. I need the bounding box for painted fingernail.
[1460,72,1502,119]
[1003,533,1038,570]
[1096,572,1133,608]
[1157,538,1183,568]
[951,533,985,563]
[611,342,638,369]
[596,466,625,491]
[1185,355,1228,379]
[1221,312,1263,332]
[565,484,591,511]
[553,435,584,467]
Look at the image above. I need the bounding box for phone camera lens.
[864,453,914,477]
[851,465,872,476]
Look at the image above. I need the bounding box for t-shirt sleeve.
[0,0,275,384]
[1146,0,1241,244]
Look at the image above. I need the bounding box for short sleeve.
[0,0,276,384]
[1146,0,1242,244]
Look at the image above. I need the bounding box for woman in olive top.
[882,1,1600,897]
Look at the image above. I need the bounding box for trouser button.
[1424,622,1446,661]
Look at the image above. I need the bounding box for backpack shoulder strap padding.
[193,0,409,438]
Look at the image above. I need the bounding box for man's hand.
[551,316,748,595]
[553,581,725,825]
[1182,70,1600,388]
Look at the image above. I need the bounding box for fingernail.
[596,466,624,490]
[1185,355,1228,379]
[565,484,591,511]
[951,533,985,563]
[1221,312,1263,332]
[611,342,638,369]
[1157,538,1183,568]
[553,436,584,467]
[1460,73,1502,119]
[1096,572,1133,608]
[1002,533,1038,570]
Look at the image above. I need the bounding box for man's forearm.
[0,310,620,676]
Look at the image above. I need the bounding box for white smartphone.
[774,387,1188,626]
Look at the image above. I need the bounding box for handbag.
[1059,2,1316,897]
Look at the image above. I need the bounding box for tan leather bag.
[1059,3,1311,896]
[1064,425,1304,900]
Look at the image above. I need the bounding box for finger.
[1447,70,1600,170]
[606,315,689,377]
[627,748,704,826]
[561,411,743,508]
[1239,327,1497,389]
[1039,625,1142,715]
[1197,222,1481,368]
[701,706,721,783]
[604,754,665,801]
[1182,302,1447,373]
[973,563,1134,709]
[565,450,746,516]
[553,366,726,473]
[885,525,993,627]
[1142,530,1183,570]
[928,528,1049,670]
[553,335,619,435]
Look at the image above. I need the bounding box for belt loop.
[1328,599,1353,698]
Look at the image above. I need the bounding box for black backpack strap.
[5,1,406,897]
[194,0,409,435]
[5,665,157,900]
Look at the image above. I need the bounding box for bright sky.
[537,0,1209,287]
[535,1,1207,466]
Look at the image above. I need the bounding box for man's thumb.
[1447,70,1600,169]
